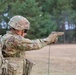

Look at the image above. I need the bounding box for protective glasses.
[24,29,28,33]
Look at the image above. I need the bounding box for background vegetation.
[0,0,76,43]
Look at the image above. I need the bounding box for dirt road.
[26,44,76,75]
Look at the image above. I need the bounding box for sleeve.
[5,35,48,51]
[22,38,48,50]
[0,36,3,68]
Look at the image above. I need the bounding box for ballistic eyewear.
[24,29,28,33]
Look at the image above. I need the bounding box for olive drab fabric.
[0,15,59,75]
[0,31,47,75]
[0,35,2,75]
[8,15,30,30]
[7,58,24,75]
[1,31,48,57]
[0,35,4,75]
[0,35,2,68]
[0,31,58,75]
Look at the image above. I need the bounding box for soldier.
[0,15,61,75]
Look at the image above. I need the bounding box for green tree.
[8,0,57,39]
[0,0,13,28]
[0,0,7,22]
[52,0,73,43]
[72,0,76,42]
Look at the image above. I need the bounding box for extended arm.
[4,32,64,51]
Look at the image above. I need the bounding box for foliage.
[0,0,76,43]
[0,28,7,35]
[8,0,57,39]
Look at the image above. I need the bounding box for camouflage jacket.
[1,31,47,58]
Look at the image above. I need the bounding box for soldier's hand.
[46,32,64,44]
[46,32,58,44]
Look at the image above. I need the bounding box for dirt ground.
[26,44,76,75]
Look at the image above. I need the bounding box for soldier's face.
[21,29,28,37]
[15,29,28,37]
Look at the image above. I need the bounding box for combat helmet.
[8,15,30,30]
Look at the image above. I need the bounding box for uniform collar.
[6,31,16,35]
[6,31,22,38]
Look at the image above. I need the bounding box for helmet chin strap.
[11,29,22,36]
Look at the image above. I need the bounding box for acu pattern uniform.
[0,15,58,75]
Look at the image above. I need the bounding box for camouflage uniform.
[0,15,58,75]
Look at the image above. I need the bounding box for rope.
[47,45,51,75]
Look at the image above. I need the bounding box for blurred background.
[0,0,76,43]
